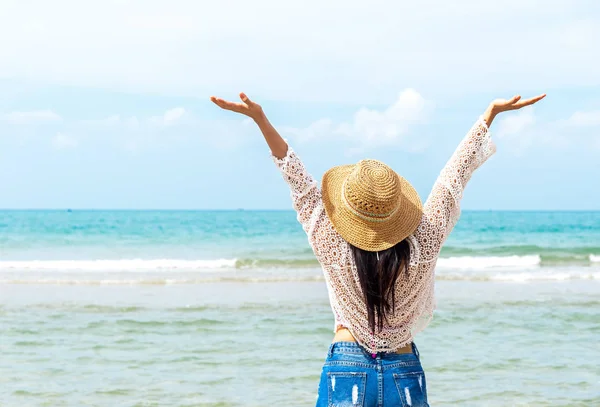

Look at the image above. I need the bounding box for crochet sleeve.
[272,147,332,260]
[416,117,496,261]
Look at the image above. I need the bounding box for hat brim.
[321,164,424,252]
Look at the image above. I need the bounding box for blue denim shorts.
[316,341,429,407]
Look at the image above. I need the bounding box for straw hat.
[322,159,423,252]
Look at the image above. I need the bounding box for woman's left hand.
[484,93,546,127]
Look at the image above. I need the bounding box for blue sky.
[0,0,598,210]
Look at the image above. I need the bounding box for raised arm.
[210,93,325,241]
[416,94,546,260]
[210,93,288,158]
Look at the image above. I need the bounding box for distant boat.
[67,209,73,213]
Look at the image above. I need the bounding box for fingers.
[210,96,227,107]
[494,95,520,110]
[512,93,547,109]
[210,96,247,113]
[239,92,255,106]
[210,96,223,107]
[210,96,235,107]
[508,95,521,105]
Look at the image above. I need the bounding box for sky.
[0,0,599,210]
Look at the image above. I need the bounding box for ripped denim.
[316,341,429,407]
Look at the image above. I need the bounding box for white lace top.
[273,117,496,353]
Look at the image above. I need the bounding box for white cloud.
[340,89,427,144]
[84,108,185,129]
[162,107,186,125]
[567,111,600,127]
[99,115,122,126]
[71,107,194,151]
[497,107,536,138]
[495,108,541,153]
[81,114,124,127]
[51,132,77,149]
[0,1,597,103]
[285,118,334,141]
[147,107,187,126]
[563,110,600,150]
[2,110,62,123]
[285,89,430,153]
[496,107,600,152]
[108,115,140,130]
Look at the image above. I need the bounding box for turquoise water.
[0,210,599,405]
[1,210,599,269]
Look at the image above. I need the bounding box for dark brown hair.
[349,239,411,333]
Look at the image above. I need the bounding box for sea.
[0,210,598,406]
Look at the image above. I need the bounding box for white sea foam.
[436,255,541,269]
[487,270,600,282]
[0,275,327,285]
[0,255,597,283]
[0,259,238,272]
[0,255,547,272]
[436,268,600,282]
[1,268,598,285]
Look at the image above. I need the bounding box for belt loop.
[327,343,335,359]
[412,343,420,360]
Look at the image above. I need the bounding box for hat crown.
[342,160,402,219]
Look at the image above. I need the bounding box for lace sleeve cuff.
[475,116,497,165]
[271,144,296,170]
[479,115,490,131]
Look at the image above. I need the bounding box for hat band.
[341,180,400,223]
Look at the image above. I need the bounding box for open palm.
[491,94,546,113]
[210,93,263,120]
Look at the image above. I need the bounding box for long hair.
[349,239,411,333]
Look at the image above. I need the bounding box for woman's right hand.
[483,93,546,127]
[210,92,265,121]
[211,92,287,158]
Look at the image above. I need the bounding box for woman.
[211,92,545,406]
